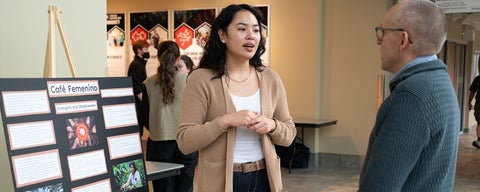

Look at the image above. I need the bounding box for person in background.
[468,75,480,148]
[143,40,197,192]
[359,0,460,191]
[176,4,296,192]
[176,55,194,75]
[128,39,150,137]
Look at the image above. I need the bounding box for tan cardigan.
[177,68,296,192]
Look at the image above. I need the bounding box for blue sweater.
[359,60,460,191]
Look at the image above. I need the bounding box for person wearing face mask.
[128,39,150,137]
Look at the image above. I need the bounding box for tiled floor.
[281,125,480,192]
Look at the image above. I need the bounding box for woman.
[121,162,142,190]
[176,4,296,192]
[143,41,197,192]
[176,55,194,75]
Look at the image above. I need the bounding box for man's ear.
[400,31,409,49]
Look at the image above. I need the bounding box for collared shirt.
[391,54,438,81]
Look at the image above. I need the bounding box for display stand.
[43,5,77,78]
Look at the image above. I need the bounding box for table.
[287,118,338,173]
[145,161,184,181]
[294,118,338,145]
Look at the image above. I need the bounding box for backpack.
[275,142,310,168]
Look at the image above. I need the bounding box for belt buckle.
[241,161,257,173]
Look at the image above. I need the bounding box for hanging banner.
[434,0,480,13]
[174,8,216,67]
[0,78,147,192]
[130,11,169,77]
[107,13,126,77]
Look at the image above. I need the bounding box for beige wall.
[474,30,480,52]
[447,20,465,42]
[320,0,386,155]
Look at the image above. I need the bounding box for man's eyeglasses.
[375,26,413,44]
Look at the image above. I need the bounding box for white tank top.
[230,89,264,163]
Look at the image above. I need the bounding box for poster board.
[0,77,147,192]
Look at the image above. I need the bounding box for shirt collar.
[391,54,438,81]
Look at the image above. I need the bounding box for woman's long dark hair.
[156,41,180,104]
[198,4,266,79]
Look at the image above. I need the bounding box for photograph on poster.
[107,13,126,77]
[1,90,50,117]
[113,159,146,191]
[174,8,216,66]
[130,11,169,77]
[102,103,138,129]
[25,183,63,192]
[7,120,55,150]
[71,179,111,192]
[107,133,142,160]
[66,116,98,150]
[67,150,108,181]
[11,149,62,188]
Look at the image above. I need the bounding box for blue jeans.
[233,168,270,192]
[146,139,197,192]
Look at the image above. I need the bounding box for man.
[359,0,460,191]
[468,75,480,148]
[128,39,150,136]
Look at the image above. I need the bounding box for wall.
[0,0,107,78]
[475,31,480,50]
[320,0,385,156]
[0,0,106,191]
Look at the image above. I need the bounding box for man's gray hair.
[393,0,447,55]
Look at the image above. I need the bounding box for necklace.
[227,67,252,83]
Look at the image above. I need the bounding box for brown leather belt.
[233,159,266,173]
